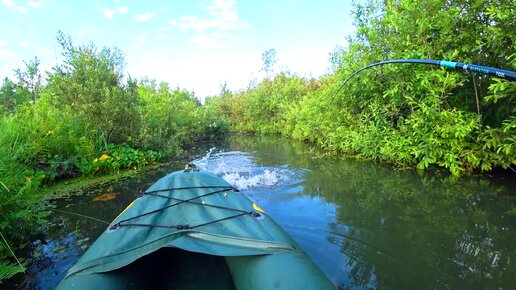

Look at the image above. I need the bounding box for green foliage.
[261,48,277,76]
[208,0,515,176]
[48,32,141,145]
[76,145,163,175]
[137,81,227,154]
[0,77,31,113]
[0,262,23,282]
[207,72,310,134]
[14,57,42,103]
[0,32,228,283]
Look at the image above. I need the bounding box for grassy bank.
[0,33,228,281]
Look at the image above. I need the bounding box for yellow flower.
[99,154,110,161]
[45,130,55,137]
[93,158,98,163]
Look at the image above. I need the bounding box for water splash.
[221,170,281,190]
[193,148,295,190]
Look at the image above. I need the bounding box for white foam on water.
[193,148,292,190]
[221,169,281,190]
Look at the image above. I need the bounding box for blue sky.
[0,0,355,99]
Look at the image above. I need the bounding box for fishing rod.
[332,58,516,173]
[333,59,516,98]
[51,208,110,224]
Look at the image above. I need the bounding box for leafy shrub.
[0,33,228,282]
[47,32,141,145]
[138,81,228,154]
[208,0,515,176]
[76,144,163,175]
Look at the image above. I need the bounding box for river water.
[5,135,516,290]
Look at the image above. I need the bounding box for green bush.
[206,72,310,134]
[76,144,163,175]
[137,81,228,155]
[208,0,515,176]
[0,33,228,282]
[47,32,141,145]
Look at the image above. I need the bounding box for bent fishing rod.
[332,58,516,173]
[334,59,516,98]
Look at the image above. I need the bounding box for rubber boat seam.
[186,231,298,252]
[65,230,298,278]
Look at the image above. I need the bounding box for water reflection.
[216,135,515,290]
[6,135,515,290]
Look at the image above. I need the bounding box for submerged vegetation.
[207,0,515,176]
[0,32,228,280]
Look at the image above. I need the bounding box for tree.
[14,57,42,103]
[0,78,17,112]
[47,31,140,144]
[0,77,31,112]
[261,48,277,76]
[329,45,345,73]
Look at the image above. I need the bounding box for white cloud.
[189,33,230,50]
[38,48,53,56]
[19,40,32,48]
[168,0,250,51]
[134,12,155,22]
[117,6,128,13]
[206,0,239,22]
[136,35,146,42]
[99,3,127,18]
[28,0,45,8]
[2,0,14,7]
[0,40,6,46]
[127,49,260,101]
[170,0,249,32]
[0,49,16,58]
[2,0,28,13]
[103,9,115,19]
[76,26,98,37]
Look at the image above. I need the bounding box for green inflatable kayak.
[57,168,336,290]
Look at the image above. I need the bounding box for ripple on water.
[193,149,302,190]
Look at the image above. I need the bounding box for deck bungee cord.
[332,59,516,173]
[49,185,262,231]
[109,185,262,231]
[57,169,338,290]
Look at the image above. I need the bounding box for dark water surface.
[5,135,516,290]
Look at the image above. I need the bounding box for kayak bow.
[57,169,336,290]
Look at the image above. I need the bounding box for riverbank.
[6,135,516,290]
[41,163,165,200]
[205,0,515,176]
[0,31,229,281]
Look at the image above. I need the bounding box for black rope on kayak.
[189,212,250,229]
[110,187,235,230]
[114,223,193,230]
[146,192,250,214]
[114,212,253,231]
[144,185,235,196]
